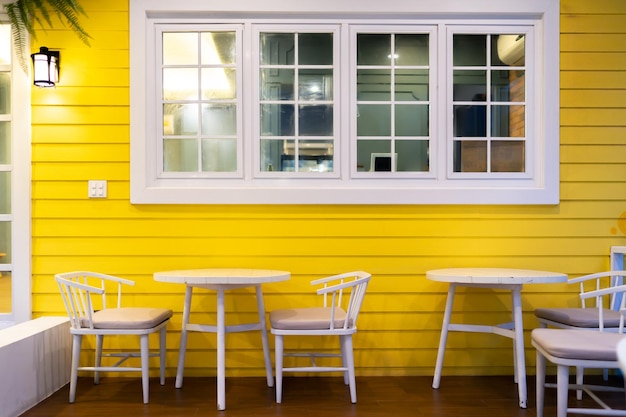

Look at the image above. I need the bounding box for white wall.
[0,317,71,417]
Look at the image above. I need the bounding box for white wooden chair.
[535,271,626,398]
[55,271,172,404]
[535,271,626,331]
[269,271,371,404]
[532,282,626,417]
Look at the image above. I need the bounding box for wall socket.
[88,180,107,198]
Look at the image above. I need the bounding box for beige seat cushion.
[535,307,622,328]
[532,328,626,361]
[270,307,347,330]
[90,307,173,329]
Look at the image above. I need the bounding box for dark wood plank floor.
[19,375,626,417]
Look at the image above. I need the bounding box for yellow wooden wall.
[29,0,626,378]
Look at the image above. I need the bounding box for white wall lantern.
[31,46,59,87]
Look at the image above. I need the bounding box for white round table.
[427,268,567,409]
[154,268,290,410]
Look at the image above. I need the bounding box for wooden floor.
[19,374,626,417]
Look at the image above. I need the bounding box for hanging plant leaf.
[3,0,91,72]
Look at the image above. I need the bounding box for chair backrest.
[55,271,135,329]
[570,271,626,312]
[578,276,626,332]
[311,271,371,330]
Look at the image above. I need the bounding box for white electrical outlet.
[88,180,107,198]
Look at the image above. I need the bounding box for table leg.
[511,287,527,408]
[217,288,226,411]
[175,286,193,389]
[432,283,456,389]
[255,285,274,387]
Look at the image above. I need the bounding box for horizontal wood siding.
[29,0,626,378]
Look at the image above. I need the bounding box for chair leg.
[536,350,546,417]
[140,334,150,404]
[160,326,167,386]
[575,366,584,400]
[340,335,349,385]
[69,334,82,403]
[556,364,569,417]
[94,334,103,385]
[342,334,357,404]
[275,335,284,404]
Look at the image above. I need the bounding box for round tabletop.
[426,268,567,285]
[154,268,291,285]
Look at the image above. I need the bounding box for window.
[130,0,559,204]
[0,19,31,328]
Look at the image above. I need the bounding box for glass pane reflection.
[357,34,391,66]
[299,33,333,65]
[299,105,333,136]
[260,104,294,136]
[163,104,199,136]
[260,69,294,101]
[201,104,237,136]
[395,104,428,136]
[201,139,237,172]
[0,122,10,164]
[164,139,198,172]
[491,140,525,172]
[0,172,9,214]
[453,140,487,172]
[395,34,429,66]
[357,104,391,136]
[163,32,198,65]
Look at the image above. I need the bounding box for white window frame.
[130,0,559,205]
[0,17,32,328]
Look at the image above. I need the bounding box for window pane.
[298,140,334,172]
[299,33,333,65]
[163,68,198,100]
[395,69,429,101]
[261,104,294,136]
[453,140,487,172]
[453,34,486,66]
[453,70,486,101]
[299,69,333,101]
[164,139,198,172]
[0,73,10,114]
[201,104,236,136]
[201,68,236,100]
[491,140,525,172]
[261,69,294,100]
[395,104,428,136]
[494,34,525,66]
[0,122,10,164]
[453,105,486,137]
[491,70,525,102]
[0,24,11,65]
[201,139,237,171]
[163,32,198,65]
[299,104,333,136]
[396,140,429,172]
[357,104,391,136]
[357,69,391,101]
[163,104,199,135]
[260,33,294,65]
[0,172,9,214]
[201,32,236,65]
[357,140,391,172]
[260,139,291,172]
[395,34,429,66]
[357,34,391,66]
[491,105,525,137]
